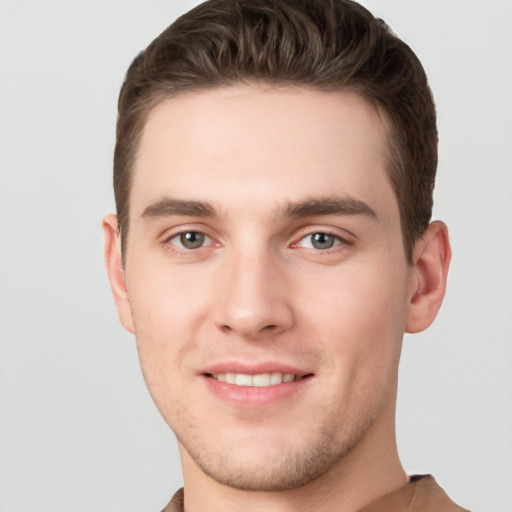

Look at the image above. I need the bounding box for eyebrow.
[141,198,217,219]
[283,196,377,220]
[140,195,377,221]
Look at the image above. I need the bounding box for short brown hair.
[114,0,437,262]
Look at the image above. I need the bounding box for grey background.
[0,1,511,511]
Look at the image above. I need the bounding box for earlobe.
[406,221,452,333]
[102,214,135,334]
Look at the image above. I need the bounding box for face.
[116,86,416,490]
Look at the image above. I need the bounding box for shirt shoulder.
[357,474,470,512]
[161,487,184,512]
[160,475,470,512]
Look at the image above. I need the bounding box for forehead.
[131,85,395,220]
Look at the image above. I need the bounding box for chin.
[179,418,372,492]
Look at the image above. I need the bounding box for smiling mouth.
[205,372,311,387]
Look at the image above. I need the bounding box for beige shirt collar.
[161,475,469,512]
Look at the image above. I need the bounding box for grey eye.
[311,233,336,249]
[177,231,207,249]
[297,232,340,250]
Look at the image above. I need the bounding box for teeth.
[235,374,253,386]
[253,373,271,387]
[212,372,298,387]
[270,372,284,385]
[225,372,236,384]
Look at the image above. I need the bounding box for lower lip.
[202,375,312,408]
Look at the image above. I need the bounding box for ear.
[406,221,452,333]
[102,214,135,333]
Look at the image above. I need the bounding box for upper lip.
[199,361,312,377]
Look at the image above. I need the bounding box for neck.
[178,406,407,512]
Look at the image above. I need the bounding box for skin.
[104,85,451,512]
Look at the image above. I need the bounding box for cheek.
[126,255,212,336]
[306,258,409,385]
[125,263,210,397]
[129,287,198,430]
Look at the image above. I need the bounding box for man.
[103,0,467,510]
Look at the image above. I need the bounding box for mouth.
[205,372,310,387]
[201,366,314,407]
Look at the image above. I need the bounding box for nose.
[213,248,295,340]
